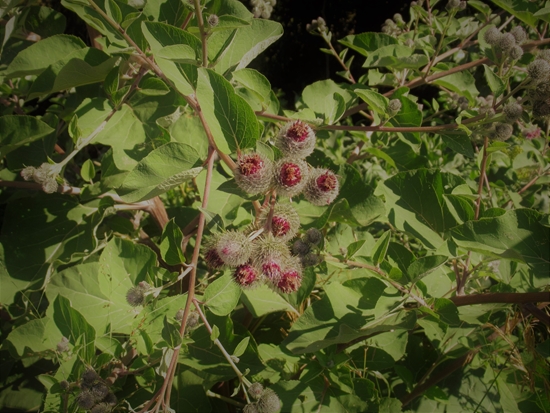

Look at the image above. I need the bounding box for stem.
[320,32,356,83]
[193,0,208,67]
[206,390,246,407]
[451,292,550,306]
[475,137,489,220]
[423,11,455,76]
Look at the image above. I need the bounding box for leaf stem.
[192,0,208,67]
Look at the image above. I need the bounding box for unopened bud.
[126,285,146,307]
[258,388,281,413]
[493,122,514,141]
[292,239,310,256]
[509,45,523,60]
[483,27,501,46]
[497,32,516,51]
[533,99,550,118]
[503,101,523,122]
[510,26,527,44]
[304,228,323,245]
[248,383,264,400]
[387,99,402,116]
[207,14,219,27]
[527,59,550,83]
[56,336,69,353]
[215,231,252,267]
[76,390,95,410]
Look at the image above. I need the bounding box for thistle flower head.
[509,45,524,60]
[243,403,260,413]
[261,259,282,283]
[59,380,70,390]
[91,382,110,400]
[274,158,309,198]
[251,233,291,276]
[276,257,302,294]
[207,14,219,27]
[276,120,316,158]
[292,239,310,256]
[77,390,95,410]
[492,122,514,141]
[387,99,402,116]
[304,168,339,206]
[232,263,260,287]
[527,59,550,83]
[503,101,523,122]
[533,98,550,118]
[25,162,62,193]
[258,388,281,413]
[81,369,99,384]
[103,392,117,406]
[304,228,323,245]
[186,311,200,328]
[446,0,461,11]
[510,26,527,44]
[126,285,147,307]
[215,231,252,267]
[483,27,501,46]
[91,403,112,413]
[497,32,516,51]
[259,203,300,241]
[234,152,274,195]
[248,383,264,400]
[301,252,321,267]
[538,49,550,63]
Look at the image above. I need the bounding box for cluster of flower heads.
[75,369,117,413]
[382,13,407,37]
[204,121,338,293]
[484,25,527,61]
[21,162,62,193]
[234,120,339,205]
[527,50,550,119]
[243,383,281,413]
[250,0,276,19]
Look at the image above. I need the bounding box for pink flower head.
[234,152,273,195]
[304,168,340,206]
[276,120,316,158]
[277,269,302,294]
[274,158,309,197]
[233,264,259,287]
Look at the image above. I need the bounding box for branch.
[450,292,550,306]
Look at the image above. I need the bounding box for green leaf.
[379,398,403,413]
[302,80,353,124]
[362,45,428,69]
[3,34,85,78]
[138,76,170,96]
[0,195,101,305]
[440,132,474,158]
[451,209,549,286]
[0,115,54,157]
[232,68,272,103]
[155,44,196,64]
[105,0,122,24]
[490,0,541,27]
[354,88,389,116]
[28,48,119,98]
[203,273,242,316]
[376,169,466,250]
[388,93,423,145]
[51,295,96,362]
[117,142,202,203]
[372,230,392,265]
[433,298,461,326]
[407,255,447,282]
[160,218,185,265]
[241,284,299,317]
[432,64,479,103]
[338,32,398,57]
[210,324,220,341]
[142,0,188,27]
[483,64,505,98]
[162,316,182,348]
[207,18,282,74]
[3,317,60,358]
[80,159,95,182]
[196,67,260,154]
[233,337,250,358]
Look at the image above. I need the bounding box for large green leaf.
[0,115,54,157]
[3,317,60,358]
[203,273,242,316]
[0,195,102,305]
[283,278,414,354]
[207,18,282,74]
[196,68,260,154]
[338,32,398,57]
[363,44,428,69]
[432,63,479,103]
[302,80,353,124]
[3,34,85,77]
[27,48,118,98]
[376,169,467,250]
[490,0,541,26]
[241,284,299,317]
[451,209,549,286]
[117,142,202,203]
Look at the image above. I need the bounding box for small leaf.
[139,76,170,96]
[0,115,55,157]
[434,298,461,326]
[346,240,366,259]
[232,337,250,358]
[162,316,182,348]
[160,218,185,265]
[104,66,119,96]
[483,64,505,98]
[354,88,389,116]
[407,255,447,282]
[68,114,81,142]
[80,159,96,182]
[372,230,391,265]
[203,273,242,316]
[105,0,122,24]
[210,324,220,341]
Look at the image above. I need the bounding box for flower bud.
[234,152,273,195]
[492,122,514,141]
[258,388,281,413]
[207,14,219,27]
[77,390,95,410]
[103,392,117,406]
[175,309,185,321]
[483,27,501,46]
[274,158,309,198]
[59,380,70,390]
[276,120,316,158]
[538,49,550,63]
[527,59,550,83]
[503,101,523,122]
[292,239,310,256]
[232,263,260,287]
[301,252,321,267]
[252,234,290,276]
[533,99,550,118]
[393,13,404,25]
[215,231,252,267]
[90,403,111,413]
[259,203,300,241]
[56,336,69,352]
[248,383,264,400]
[446,0,461,11]
[304,228,323,245]
[303,168,339,206]
[497,32,516,51]
[187,311,200,328]
[82,369,99,384]
[387,99,402,116]
[20,166,36,181]
[91,382,110,400]
[510,26,527,44]
[126,285,146,307]
[509,45,523,60]
[243,403,260,413]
